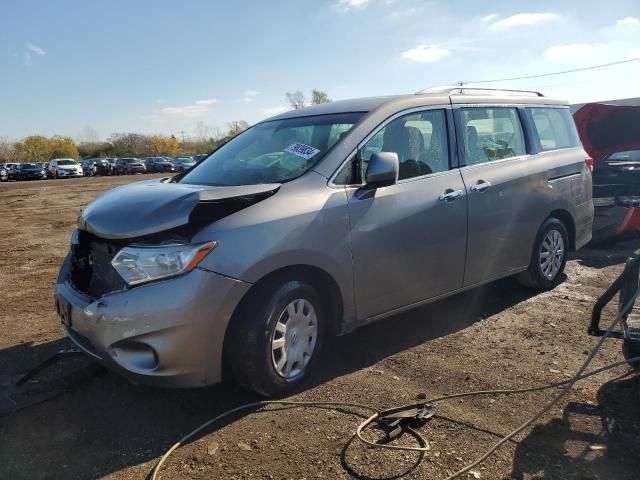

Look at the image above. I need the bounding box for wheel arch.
[548,209,576,251]
[221,264,345,379]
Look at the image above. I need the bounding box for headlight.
[111,241,217,285]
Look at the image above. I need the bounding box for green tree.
[49,136,79,159]
[15,135,51,162]
[311,89,331,105]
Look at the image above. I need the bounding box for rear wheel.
[517,218,569,290]
[225,278,326,397]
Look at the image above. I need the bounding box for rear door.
[455,105,533,286]
[340,107,468,320]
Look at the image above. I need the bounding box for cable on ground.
[151,289,640,480]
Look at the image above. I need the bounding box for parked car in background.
[193,154,208,163]
[114,157,146,175]
[17,162,48,180]
[573,102,640,243]
[173,157,196,172]
[95,158,115,176]
[144,156,176,173]
[80,159,98,176]
[55,87,593,396]
[591,150,640,242]
[49,159,83,178]
[2,163,19,181]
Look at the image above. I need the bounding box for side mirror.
[365,152,399,188]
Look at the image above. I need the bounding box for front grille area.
[70,230,127,299]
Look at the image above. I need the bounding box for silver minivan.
[55,87,593,396]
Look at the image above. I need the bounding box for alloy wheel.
[539,229,564,280]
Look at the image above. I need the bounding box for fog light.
[109,341,159,372]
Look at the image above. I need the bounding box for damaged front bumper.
[55,253,251,388]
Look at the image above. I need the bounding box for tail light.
[584,155,594,173]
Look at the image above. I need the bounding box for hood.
[573,102,640,163]
[78,180,280,240]
[59,164,80,169]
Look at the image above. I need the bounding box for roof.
[264,88,567,122]
[266,96,401,121]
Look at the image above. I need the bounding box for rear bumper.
[574,200,594,250]
[55,253,251,387]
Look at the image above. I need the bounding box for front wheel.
[517,218,569,290]
[225,279,326,397]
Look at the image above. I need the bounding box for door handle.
[439,189,463,202]
[470,180,492,193]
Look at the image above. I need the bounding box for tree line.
[0,120,249,163]
[1,88,332,163]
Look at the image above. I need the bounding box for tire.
[225,278,326,397]
[55,171,59,179]
[517,217,569,290]
[623,340,640,371]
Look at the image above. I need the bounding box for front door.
[345,108,468,320]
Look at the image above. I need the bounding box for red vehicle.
[573,102,640,242]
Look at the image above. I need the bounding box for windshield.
[124,158,138,164]
[22,163,37,168]
[58,160,76,166]
[180,112,364,186]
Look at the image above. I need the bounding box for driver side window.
[333,109,450,184]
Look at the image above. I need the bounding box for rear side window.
[460,107,526,166]
[527,107,580,151]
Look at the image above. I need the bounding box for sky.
[1,0,639,141]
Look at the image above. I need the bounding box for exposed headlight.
[111,241,217,285]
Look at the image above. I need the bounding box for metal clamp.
[376,402,436,440]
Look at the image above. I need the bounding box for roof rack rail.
[416,85,545,97]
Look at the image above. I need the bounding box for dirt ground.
[1,175,639,480]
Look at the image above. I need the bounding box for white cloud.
[617,17,639,27]
[242,90,260,102]
[544,43,594,62]
[261,106,289,116]
[489,12,558,30]
[481,13,499,23]
[159,98,218,117]
[334,0,369,13]
[194,98,218,106]
[401,45,451,63]
[27,43,46,56]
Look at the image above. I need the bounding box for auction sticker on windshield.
[285,143,320,160]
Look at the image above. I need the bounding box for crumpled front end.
[54,179,281,387]
[57,252,250,387]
